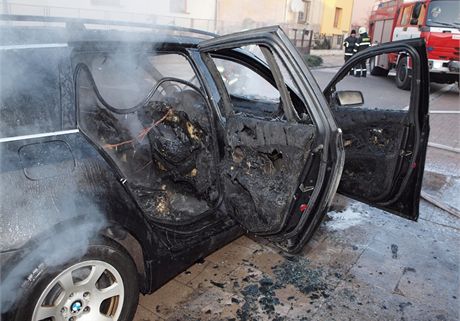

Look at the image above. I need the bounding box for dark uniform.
[353,32,371,77]
[343,34,357,75]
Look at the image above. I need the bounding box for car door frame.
[197,26,345,252]
[323,38,430,220]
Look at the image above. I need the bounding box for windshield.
[426,0,460,27]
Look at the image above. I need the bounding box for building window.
[334,7,342,28]
[297,0,311,24]
[170,0,187,13]
[91,0,120,6]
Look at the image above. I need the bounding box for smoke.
[0,11,188,314]
[0,22,111,314]
[0,6,210,315]
[0,126,108,312]
[0,44,68,138]
[0,209,106,313]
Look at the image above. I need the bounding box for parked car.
[0,15,429,321]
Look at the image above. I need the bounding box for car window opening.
[210,47,312,124]
[76,53,217,223]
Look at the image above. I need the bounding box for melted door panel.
[221,115,316,234]
[200,27,343,248]
[333,107,408,200]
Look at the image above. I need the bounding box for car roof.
[0,14,216,48]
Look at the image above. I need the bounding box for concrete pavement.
[310,53,345,69]
[133,197,459,321]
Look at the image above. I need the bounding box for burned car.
[0,15,429,321]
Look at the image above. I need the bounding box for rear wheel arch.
[101,224,149,290]
[1,218,153,316]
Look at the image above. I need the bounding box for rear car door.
[323,38,430,220]
[198,27,344,252]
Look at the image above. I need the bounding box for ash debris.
[160,252,331,321]
[272,256,328,296]
[234,256,329,321]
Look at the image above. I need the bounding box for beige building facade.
[350,0,375,29]
[319,0,354,35]
[1,0,218,30]
[2,0,354,50]
[215,0,352,49]
[215,0,324,33]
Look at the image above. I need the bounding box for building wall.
[351,0,375,28]
[2,0,330,35]
[3,0,353,48]
[216,0,287,29]
[2,0,216,21]
[319,0,353,35]
[214,0,325,34]
[308,0,325,32]
[282,0,324,33]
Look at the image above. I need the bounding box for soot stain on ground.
[236,256,329,320]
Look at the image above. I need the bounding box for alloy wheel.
[32,260,124,321]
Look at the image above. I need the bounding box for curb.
[310,64,343,70]
[422,170,460,216]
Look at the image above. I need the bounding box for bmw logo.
[70,300,83,313]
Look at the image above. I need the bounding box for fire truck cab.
[369,0,459,89]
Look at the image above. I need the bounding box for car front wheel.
[11,239,139,321]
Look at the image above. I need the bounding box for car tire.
[10,238,139,321]
[395,56,411,90]
[370,57,389,76]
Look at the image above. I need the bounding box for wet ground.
[133,65,460,321]
[133,189,459,320]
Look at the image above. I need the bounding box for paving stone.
[133,304,164,321]
[138,280,194,319]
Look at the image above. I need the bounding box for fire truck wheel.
[395,56,411,90]
[370,58,389,76]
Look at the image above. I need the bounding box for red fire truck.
[368,0,459,89]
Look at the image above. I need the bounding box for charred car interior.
[0,15,429,321]
[76,50,218,222]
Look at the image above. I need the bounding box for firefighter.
[343,29,357,75]
[353,26,371,77]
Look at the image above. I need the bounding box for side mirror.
[335,90,364,106]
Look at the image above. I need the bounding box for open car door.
[199,27,344,252]
[323,38,430,220]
